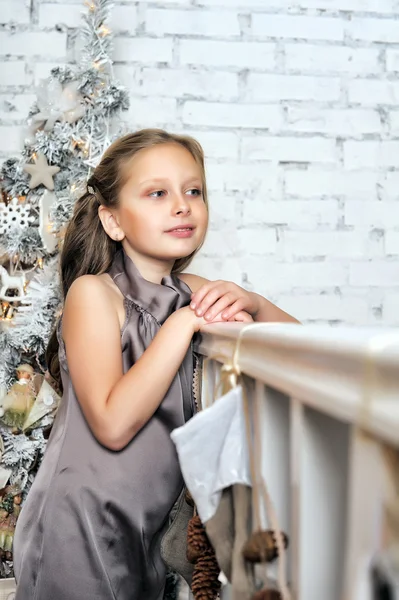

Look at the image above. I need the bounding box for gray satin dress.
[13,248,195,600]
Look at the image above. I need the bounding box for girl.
[13,129,297,600]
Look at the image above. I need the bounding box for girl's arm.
[62,275,203,451]
[179,274,299,324]
[62,275,251,451]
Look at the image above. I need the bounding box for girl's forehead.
[122,144,202,182]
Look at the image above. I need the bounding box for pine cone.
[252,590,281,600]
[242,530,289,563]
[191,548,221,600]
[187,515,210,563]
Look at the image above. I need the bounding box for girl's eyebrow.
[139,177,169,186]
[138,176,202,187]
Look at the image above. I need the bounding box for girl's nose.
[173,196,191,216]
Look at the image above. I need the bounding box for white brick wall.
[1,0,399,326]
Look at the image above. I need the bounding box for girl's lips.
[166,227,195,238]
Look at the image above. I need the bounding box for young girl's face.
[116,143,208,265]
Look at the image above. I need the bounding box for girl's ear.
[98,205,125,242]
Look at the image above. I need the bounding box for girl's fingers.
[193,287,229,317]
[221,298,246,320]
[233,311,253,322]
[203,293,236,321]
[190,281,219,310]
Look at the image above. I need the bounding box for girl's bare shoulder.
[64,273,125,329]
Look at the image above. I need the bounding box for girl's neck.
[122,244,174,284]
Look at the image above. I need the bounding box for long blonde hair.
[46,129,209,388]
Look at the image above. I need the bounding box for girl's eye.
[149,190,166,198]
[186,188,202,197]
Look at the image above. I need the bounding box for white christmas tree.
[0,0,128,388]
[0,0,128,577]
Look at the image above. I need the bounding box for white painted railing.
[196,322,399,600]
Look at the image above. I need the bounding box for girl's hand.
[190,280,260,322]
[177,305,253,334]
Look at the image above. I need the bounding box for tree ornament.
[0,197,34,235]
[186,512,221,600]
[31,78,85,132]
[242,530,289,564]
[187,515,209,564]
[191,547,221,600]
[39,190,58,253]
[0,365,36,432]
[0,301,15,323]
[22,378,61,433]
[23,153,60,191]
[0,266,26,301]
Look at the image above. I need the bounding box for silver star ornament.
[23,153,60,190]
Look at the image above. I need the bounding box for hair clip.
[87,185,95,195]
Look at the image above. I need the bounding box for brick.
[38,3,82,28]
[282,231,365,259]
[182,102,283,129]
[108,5,138,33]
[237,228,277,255]
[201,230,237,257]
[349,261,399,286]
[0,61,26,86]
[389,110,399,134]
[182,130,239,160]
[0,31,67,59]
[384,293,399,324]
[144,0,191,4]
[348,79,399,105]
[33,62,66,84]
[0,0,30,24]
[112,65,136,88]
[207,192,240,225]
[38,3,137,31]
[285,168,379,199]
[189,255,242,284]
[196,0,396,9]
[349,18,399,43]
[206,163,280,196]
[285,45,380,74]
[202,228,276,256]
[386,232,399,255]
[276,294,368,324]
[125,97,177,128]
[0,125,23,153]
[242,199,339,229]
[179,40,275,70]
[345,201,399,227]
[242,136,337,164]
[113,38,173,63]
[286,107,381,135]
[247,74,340,102]
[145,9,240,37]
[246,260,348,292]
[252,14,343,41]
[380,172,399,201]
[137,68,238,101]
[344,141,399,169]
[0,93,36,120]
[387,49,399,72]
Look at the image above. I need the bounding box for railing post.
[290,397,303,600]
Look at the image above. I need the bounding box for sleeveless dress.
[13,248,195,600]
